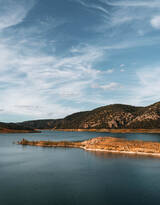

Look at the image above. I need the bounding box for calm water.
[1,131,160,205]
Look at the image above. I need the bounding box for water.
[1,131,160,205]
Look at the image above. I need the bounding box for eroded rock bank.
[18,137,160,157]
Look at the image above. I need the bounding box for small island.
[18,137,160,157]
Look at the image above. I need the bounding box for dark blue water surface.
[1,131,160,205]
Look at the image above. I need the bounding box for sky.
[0,0,160,122]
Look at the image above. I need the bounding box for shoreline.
[51,128,160,134]
[17,143,160,157]
[0,128,40,134]
[84,148,160,157]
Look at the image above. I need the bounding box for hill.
[0,122,38,133]
[19,102,160,130]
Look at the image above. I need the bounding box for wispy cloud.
[75,0,110,16]
[103,0,160,8]
[0,0,35,30]
[0,45,104,118]
[100,82,120,90]
[106,69,114,74]
[150,16,160,29]
[0,0,160,121]
[0,15,105,119]
[120,66,160,106]
[92,82,121,91]
[77,0,160,39]
[133,66,160,104]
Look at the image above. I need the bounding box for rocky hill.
[19,102,160,129]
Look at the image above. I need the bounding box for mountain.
[19,102,160,130]
[0,122,38,133]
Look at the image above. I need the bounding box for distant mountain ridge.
[19,102,160,129]
[0,122,37,133]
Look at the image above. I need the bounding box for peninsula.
[18,137,160,157]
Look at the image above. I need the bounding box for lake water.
[1,131,160,205]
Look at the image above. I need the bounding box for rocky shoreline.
[17,137,160,157]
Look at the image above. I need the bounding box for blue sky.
[1,0,160,122]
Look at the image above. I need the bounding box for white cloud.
[150,16,160,29]
[102,0,160,8]
[100,82,120,90]
[1,24,160,120]
[92,82,120,91]
[106,69,114,74]
[76,0,109,15]
[76,0,160,45]
[127,66,160,105]
[1,0,160,121]
[82,0,160,40]
[0,0,35,30]
[0,23,105,119]
[120,64,125,67]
